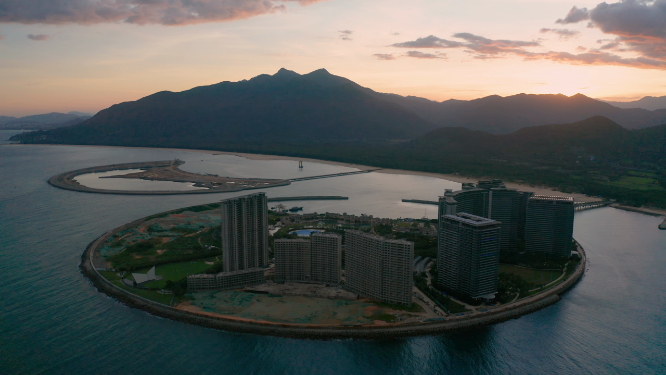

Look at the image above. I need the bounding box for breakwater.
[80,205,587,340]
[288,169,380,182]
[402,199,439,205]
[267,196,349,202]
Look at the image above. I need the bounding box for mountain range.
[9,68,666,146]
[0,112,92,130]
[603,96,666,111]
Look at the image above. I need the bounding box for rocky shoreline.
[79,212,587,340]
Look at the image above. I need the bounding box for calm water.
[1,136,665,374]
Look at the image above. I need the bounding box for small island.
[81,190,587,339]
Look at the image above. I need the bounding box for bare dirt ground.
[103,161,284,190]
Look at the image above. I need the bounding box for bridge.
[288,169,381,182]
[574,201,612,211]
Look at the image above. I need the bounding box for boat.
[288,206,303,212]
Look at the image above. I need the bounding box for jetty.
[288,169,380,182]
[402,199,438,205]
[267,196,349,202]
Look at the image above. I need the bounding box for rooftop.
[443,213,499,227]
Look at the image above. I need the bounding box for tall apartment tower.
[517,191,534,244]
[221,192,269,272]
[525,195,575,257]
[274,239,311,282]
[310,233,342,284]
[487,187,520,253]
[345,230,413,305]
[437,213,501,300]
[274,233,342,284]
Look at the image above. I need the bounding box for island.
[80,200,587,339]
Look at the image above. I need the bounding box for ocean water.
[1,134,665,374]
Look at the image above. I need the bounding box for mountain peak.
[274,68,300,77]
[309,68,330,75]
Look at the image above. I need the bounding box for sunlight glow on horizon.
[0,0,664,116]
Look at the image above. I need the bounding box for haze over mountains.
[9,68,666,146]
[0,112,92,130]
[603,96,666,112]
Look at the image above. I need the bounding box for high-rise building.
[439,180,525,253]
[310,233,342,285]
[274,239,311,282]
[444,186,489,218]
[517,191,534,245]
[488,187,520,253]
[273,233,342,284]
[437,213,500,300]
[221,192,269,272]
[187,192,268,291]
[344,230,413,305]
[525,195,575,257]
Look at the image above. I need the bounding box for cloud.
[528,50,666,69]
[554,1,666,66]
[27,34,49,41]
[453,32,539,57]
[555,6,590,24]
[405,50,445,59]
[391,35,463,48]
[373,53,395,60]
[0,0,324,26]
[387,31,666,70]
[539,28,580,40]
[338,29,352,41]
[589,0,666,39]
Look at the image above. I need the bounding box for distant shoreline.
[8,143,665,217]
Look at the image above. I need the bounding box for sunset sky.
[1,0,665,116]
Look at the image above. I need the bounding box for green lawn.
[129,257,220,289]
[607,176,664,191]
[499,264,562,287]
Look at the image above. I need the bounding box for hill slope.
[375,93,666,134]
[12,69,435,146]
[604,96,666,111]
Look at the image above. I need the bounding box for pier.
[288,169,380,182]
[267,196,349,202]
[402,199,438,205]
[574,201,612,211]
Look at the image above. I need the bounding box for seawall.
[80,209,587,340]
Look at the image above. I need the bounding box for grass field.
[499,264,562,288]
[96,270,174,305]
[129,256,220,289]
[607,176,664,191]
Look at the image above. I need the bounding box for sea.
[1,130,665,374]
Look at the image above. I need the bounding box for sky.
[0,0,665,117]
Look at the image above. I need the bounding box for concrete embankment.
[80,207,587,339]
